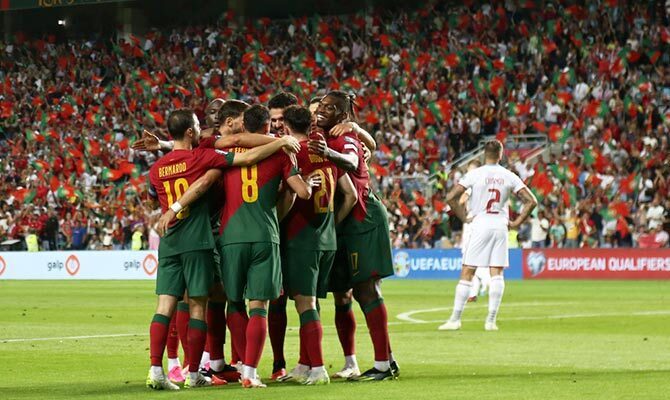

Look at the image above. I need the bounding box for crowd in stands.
[0,0,668,251]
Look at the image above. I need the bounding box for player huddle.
[135,91,397,390]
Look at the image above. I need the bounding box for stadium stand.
[0,1,668,250]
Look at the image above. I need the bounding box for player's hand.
[132,130,161,151]
[308,138,329,157]
[330,121,357,137]
[363,145,372,164]
[305,172,323,187]
[508,218,522,230]
[157,209,176,237]
[280,136,301,153]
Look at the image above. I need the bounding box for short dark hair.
[167,109,195,140]
[243,104,270,133]
[283,105,312,134]
[309,96,322,105]
[268,92,298,110]
[325,90,357,122]
[484,140,503,159]
[218,100,250,123]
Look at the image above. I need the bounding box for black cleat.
[349,367,395,381]
[390,361,400,377]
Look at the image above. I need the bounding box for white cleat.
[184,372,212,388]
[438,320,461,331]
[278,364,311,383]
[146,370,180,391]
[331,365,360,379]
[485,322,499,331]
[304,367,330,385]
[242,377,267,388]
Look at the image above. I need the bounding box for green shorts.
[329,224,394,290]
[220,240,282,302]
[156,249,215,298]
[282,248,335,299]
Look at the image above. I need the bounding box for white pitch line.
[1,333,144,343]
[396,301,579,323]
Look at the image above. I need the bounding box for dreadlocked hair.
[325,90,358,123]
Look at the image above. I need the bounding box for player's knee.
[333,291,353,306]
[156,295,178,316]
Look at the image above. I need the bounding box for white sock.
[199,351,210,368]
[310,365,326,374]
[345,354,358,368]
[210,359,224,372]
[150,365,164,378]
[189,371,199,382]
[449,280,472,322]
[297,363,310,371]
[486,276,505,324]
[242,365,257,380]
[168,358,181,371]
[374,360,390,372]
[479,269,491,295]
[469,276,481,298]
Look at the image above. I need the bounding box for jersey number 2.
[313,167,336,214]
[241,165,259,203]
[486,188,501,214]
[163,178,190,219]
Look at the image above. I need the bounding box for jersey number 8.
[241,165,259,203]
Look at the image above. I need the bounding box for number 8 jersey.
[218,148,299,244]
[458,164,527,230]
[149,147,235,257]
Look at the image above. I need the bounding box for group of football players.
[134,90,398,390]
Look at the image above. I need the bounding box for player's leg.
[147,255,182,390]
[268,293,288,380]
[485,230,509,331]
[226,300,247,371]
[205,280,240,383]
[175,297,190,373]
[477,265,492,296]
[181,250,216,388]
[329,246,359,378]
[220,238,248,371]
[468,273,481,302]
[166,314,184,383]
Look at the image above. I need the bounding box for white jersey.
[458,164,526,230]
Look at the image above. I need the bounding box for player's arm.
[330,122,377,151]
[230,136,300,166]
[132,130,172,152]
[285,173,319,200]
[509,188,538,229]
[276,185,296,222]
[156,169,222,236]
[213,132,280,149]
[335,173,357,224]
[446,184,468,223]
[308,137,358,171]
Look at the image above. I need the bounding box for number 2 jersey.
[327,132,388,235]
[281,140,343,250]
[457,163,527,230]
[148,147,235,257]
[217,147,299,244]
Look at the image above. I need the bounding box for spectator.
[530,211,550,248]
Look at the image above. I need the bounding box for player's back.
[327,132,387,235]
[149,147,235,256]
[282,140,340,250]
[219,147,297,244]
[460,164,525,230]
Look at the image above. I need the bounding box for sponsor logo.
[393,251,410,278]
[143,254,158,276]
[0,256,5,276]
[65,255,80,276]
[526,251,546,277]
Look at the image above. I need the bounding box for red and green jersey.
[282,140,342,250]
[219,148,299,244]
[149,147,235,257]
[327,132,388,235]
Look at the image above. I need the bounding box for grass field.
[1,280,669,399]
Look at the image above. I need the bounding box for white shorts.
[462,228,509,268]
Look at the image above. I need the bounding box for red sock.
[230,343,239,364]
[298,326,310,366]
[227,302,248,362]
[149,314,171,366]
[206,302,227,363]
[176,302,190,366]
[335,303,356,356]
[268,295,287,366]
[300,310,323,367]
[166,313,179,359]
[188,319,208,373]
[244,308,267,368]
[362,299,390,362]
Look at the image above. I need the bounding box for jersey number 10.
[163,178,190,219]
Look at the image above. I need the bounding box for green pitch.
[1,280,669,399]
